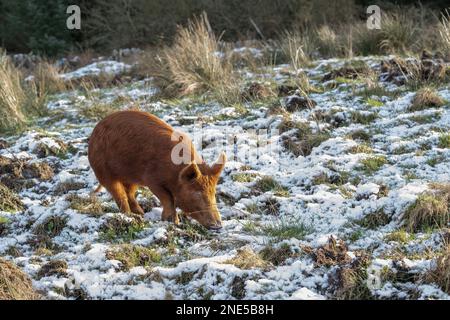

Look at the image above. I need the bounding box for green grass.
[100,215,148,242]
[366,98,384,107]
[106,244,161,271]
[360,155,387,174]
[355,210,390,229]
[438,133,450,148]
[350,111,378,124]
[261,220,312,240]
[253,176,290,197]
[384,230,414,244]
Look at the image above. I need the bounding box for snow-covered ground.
[0,55,449,300]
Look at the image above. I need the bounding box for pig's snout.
[208,221,222,231]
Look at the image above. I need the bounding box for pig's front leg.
[152,186,179,224]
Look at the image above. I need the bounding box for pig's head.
[175,152,226,230]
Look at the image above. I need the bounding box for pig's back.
[88,110,186,185]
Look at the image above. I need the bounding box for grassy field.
[0,9,449,300]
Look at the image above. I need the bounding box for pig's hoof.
[162,215,179,224]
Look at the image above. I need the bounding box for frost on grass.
[0,53,449,300]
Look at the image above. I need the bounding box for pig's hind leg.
[104,181,132,215]
[124,183,145,215]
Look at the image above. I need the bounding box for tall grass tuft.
[0,52,27,133]
[0,50,47,134]
[439,10,450,56]
[379,12,417,54]
[153,12,239,104]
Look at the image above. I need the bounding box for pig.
[88,110,226,230]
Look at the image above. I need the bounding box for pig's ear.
[210,151,226,176]
[180,162,201,182]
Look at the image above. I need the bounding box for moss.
[106,244,161,271]
[0,216,10,236]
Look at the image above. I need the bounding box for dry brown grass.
[147,13,240,104]
[403,183,450,233]
[438,10,450,56]
[425,245,450,294]
[32,61,67,95]
[224,247,269,270]
[409,87,445,112]
[0,52,27,133]
[0,258,40,300]
[0,51,48,133]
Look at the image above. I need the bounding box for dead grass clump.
[224,246,269,270]
[333,253,373,300]
[22,162,54,181]
[322,61,370,82]
[36,260,68,279]
[425,245,450,294]
[34,215,67,238]
[356,210,390,229]
[409,87,445,112]
[53,180,86,195]
[304,236,352,267]
[241,82,274,102]
[0,258,40,300]
[403,183,450,232]
[106,244,161,271]
[259,243,295,266]
[0,182,24,212]
[66,194,104,216]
